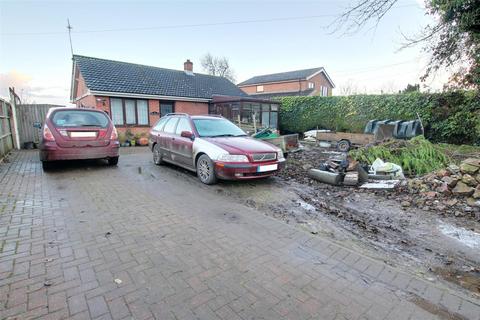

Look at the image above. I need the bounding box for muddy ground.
[203,144,480,299]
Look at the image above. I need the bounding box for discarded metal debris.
[343,172,359,186]
[308,169,343,185]
[309,152,403,189]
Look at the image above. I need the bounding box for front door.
[160,103,174,117]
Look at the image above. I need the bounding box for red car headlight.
[217,154,249,162]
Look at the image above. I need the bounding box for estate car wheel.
[108,156,119,166]
[153,144,164,165]
[337,139,351,152]
[196,154,217,185]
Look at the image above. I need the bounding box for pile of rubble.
[396,158,480,218]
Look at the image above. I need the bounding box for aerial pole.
[67,19,74,56]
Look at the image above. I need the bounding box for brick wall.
[175,101,209,115]
[299,73,333,96]
[74,73,97,108]
[239,72,333,96]
[240,81,301,95]
[149,100,160,125]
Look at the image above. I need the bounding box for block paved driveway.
[1,149,479,320]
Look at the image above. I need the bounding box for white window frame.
[256,85,264,92]
[109,98,150,126]
[321,86,328,97]
[110,98,124,126]
[308,82,315,89]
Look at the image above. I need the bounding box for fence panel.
[0,99,14,159]
[16,104,56,147]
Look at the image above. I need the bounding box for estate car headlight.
[277,149,285,160]
[217,154,249,162]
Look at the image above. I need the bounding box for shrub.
[349,136,450,176]
[277,90,480,145]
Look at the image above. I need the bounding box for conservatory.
[209,95,280,134]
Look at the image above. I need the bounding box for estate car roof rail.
[165,113,189,117]
[197,114,224,118]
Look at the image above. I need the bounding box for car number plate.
[70,132,96,138]
[257,164,278,172]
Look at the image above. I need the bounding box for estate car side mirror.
[181,131,195,141]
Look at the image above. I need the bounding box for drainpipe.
[8,87,21,150]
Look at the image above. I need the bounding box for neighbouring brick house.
[237,67,335,99]
[70,55,251,135]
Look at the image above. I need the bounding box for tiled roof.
[248,89,315,100]
[237,68,323,86]
[73,55,247,100]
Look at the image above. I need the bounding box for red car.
[149,113,285,184]
[39,107,119,170]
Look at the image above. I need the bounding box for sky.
[0,0,440,105]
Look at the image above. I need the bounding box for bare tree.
[380,80,397,94]
[19,88,35,104]
[334,0,480,89]
[338,79,360,96]
[332,0,398,34]
[201,53,236,82]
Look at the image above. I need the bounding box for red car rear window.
[51,110,109,128]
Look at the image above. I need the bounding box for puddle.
[434,267,480,295]
[409,294,466,320]
[439,223,480,249]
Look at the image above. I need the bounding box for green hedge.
[277,91,480,145]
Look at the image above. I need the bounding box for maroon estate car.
[149,113,285,184]
[39,108,119,170]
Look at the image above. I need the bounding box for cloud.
[0,70,32,97]
[0,70,70,105]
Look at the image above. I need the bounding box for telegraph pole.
[67,19,74,56]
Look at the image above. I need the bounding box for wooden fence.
[16,104,62,147]
[0,98,14,159]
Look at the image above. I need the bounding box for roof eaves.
[237,79,303,87]
[89,90,212,102]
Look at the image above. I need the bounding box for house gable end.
[306,68,335,88]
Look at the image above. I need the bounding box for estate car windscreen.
[193,118,246,137]
[51,110,109,128]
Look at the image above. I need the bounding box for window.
[137,100,148,125]
[308,82,315,89]
[261,104,270,127]
[109,98,150,126]
[270,112,278,129]
[160,103,173,117]
[321,86,329,96]
[193,118,246,137]
[175,117,192,135]
[252,104,261,126]
[256,85,264,92]
[52,110,109,128]
[241,104,252,123]
[163,117,179,133]
[111,98,124,125]
[125,100,136,124]
[153,117,168,131]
